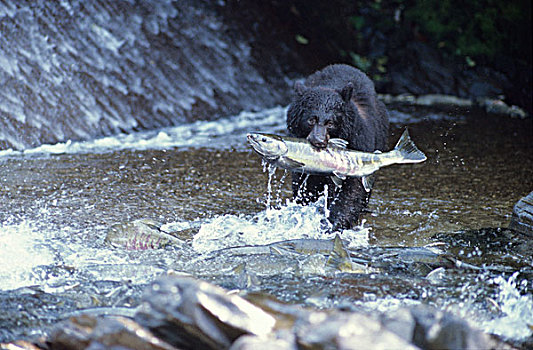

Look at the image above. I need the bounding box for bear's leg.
[328,177,371,231]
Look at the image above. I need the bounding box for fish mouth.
[246,134,267,155]
[246,133,259,147]
[246,133,282,159]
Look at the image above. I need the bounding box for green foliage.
[349,52,372,72]
[348,15,365,31]
[404,0,531,62]
[295,34,309,45]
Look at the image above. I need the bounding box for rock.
[134,275,276,350]
[40,276,516,350]
[49,315,178,350]
[415,94,472,107]
[388,42,458,97]
[295,311,419,350]
[509,191,533,236]
[477,99,529,118]
[0,340,43,349]
[0,0,292,151]
[230,332,296,350]
[381,305,509,350]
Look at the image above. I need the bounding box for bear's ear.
[294,81,308,96]
[338,82,354,103]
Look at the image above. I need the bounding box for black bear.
[286,64,389,230]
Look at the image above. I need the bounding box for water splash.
[480,272,533,340]
[0,213,173,291]
[191,197,370,254]
[262,160,278,209]
[190,160,371,254]
[0,220,55,291]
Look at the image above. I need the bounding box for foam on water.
[191,197,370,254]
[0,210,169,291]
[0,220,55,291]
[352,273,532,341]
[480,272,533,340]
[0,106,287,157]
[192,158,370,254]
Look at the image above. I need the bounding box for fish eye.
[262,137,267,142]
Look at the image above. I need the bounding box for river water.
[1,105,532,344]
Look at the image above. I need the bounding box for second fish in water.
[247,129,426,189]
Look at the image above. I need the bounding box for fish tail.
[393,129,427,163]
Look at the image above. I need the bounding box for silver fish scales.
[247,129,426,189]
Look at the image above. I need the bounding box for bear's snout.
[307,124,329,149]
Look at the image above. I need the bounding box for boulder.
[49,315,178,350]
[295,311,418,350]
[134,275,276,350]
[509,191,533,237]
[41,276,516,350]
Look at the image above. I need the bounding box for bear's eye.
[325,120,335,129]
[307,117,317,126]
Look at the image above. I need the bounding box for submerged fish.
[105,219,185,250]
[247,129,426,189]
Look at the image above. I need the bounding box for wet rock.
[295,311,418,350]
[49,315,178,350]
[105,219,186,250]
[381,305,508,350]
[37,277,518,350]
[380,94,529,118]
[509,191,533,237]
[415,94,473,107]
[0,340,43,349]
[386,42,514,105]
[477,99,529,118]
[230,332,296,350]
[388,42,458,97]
[0,0,292,151]
[134,275,276,350]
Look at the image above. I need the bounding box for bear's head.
[287,82,357,149]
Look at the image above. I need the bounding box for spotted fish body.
[247,129,426,187]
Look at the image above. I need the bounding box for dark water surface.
[1,106,532,343]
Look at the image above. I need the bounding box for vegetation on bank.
[281,0,531,80]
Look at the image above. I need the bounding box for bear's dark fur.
[286,64,389,230]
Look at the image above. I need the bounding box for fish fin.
[332,234,348,258]
[333,171,346,180]
[361,176,374,192]
[280,157,305,169]
[328,138,349,149]
[331,175,343,188]
[269,246,284,255]
[263,155,280,162]
[332,172,347,187]
[373,150,382,154]
[233,263,246,274]
[327,234,356,272]
[394,129,427,163]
